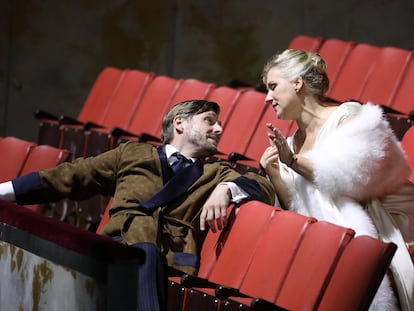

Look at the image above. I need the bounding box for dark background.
[2,0,414,142]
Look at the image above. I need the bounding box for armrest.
[137,132,162,143]
[180,273,218,289]
[109,127,162,143]
[34,109,59,121]
[83,121,104,131]
[110,127,136,138]
[250,298,288,311]
[59,115,83,126]
[215,285,245,300]
[228,152,252,162]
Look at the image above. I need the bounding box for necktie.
[170,152,192,174]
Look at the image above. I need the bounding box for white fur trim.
[306,103,409,201]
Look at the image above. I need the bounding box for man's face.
[182,110,223,157]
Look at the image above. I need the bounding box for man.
[0,99,275,310]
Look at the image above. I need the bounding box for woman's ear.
[294,77,304,93]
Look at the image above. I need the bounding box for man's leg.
[132,242,168,311]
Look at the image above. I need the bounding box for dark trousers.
[112,237,168,311]
[132,242,168,311]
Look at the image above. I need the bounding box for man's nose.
[214,122,223,134]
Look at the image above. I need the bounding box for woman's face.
[265,66,300,120]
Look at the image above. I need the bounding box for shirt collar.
[165,144,195,163]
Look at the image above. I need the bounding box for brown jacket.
[36,141,275,273]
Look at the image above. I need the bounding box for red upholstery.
[359,46,412,107]
[275,221,355,310]
[19,144,71,212]
[182,202,277,310]
[237,210,316,303]
[318,38,355,98]
[391,53,414,114]
[97,69,154,129]
[206,86,242,127]
[401,126,414,184]
[167,205,239,311]
[242,103,296,164]
[67,69,154,157]
[207,203,276,289]
[77,67,126,124]
[169,78,215,106]
[318,236,397,311]
[36,67,125,148]
[96,197,112,234]
[20,144,70,175]
[123,75,182,142]
[328,43,380,103]
[288,35,324,52]
[0,136,36,182]
[179,201,396,311]
[217,90,268,157]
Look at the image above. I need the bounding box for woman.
[259,49,414,311]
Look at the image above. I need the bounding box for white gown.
[280,101,414,311]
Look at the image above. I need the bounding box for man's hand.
[199,184,231,232]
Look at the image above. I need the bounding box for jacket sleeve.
[12,144,124,205]
[231,172,276,206]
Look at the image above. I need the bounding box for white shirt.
[165,144,248,203]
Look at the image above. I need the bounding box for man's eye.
[205,118,215,125]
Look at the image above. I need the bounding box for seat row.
[35,70,295,169]
[0,136,70,213]
[35,35,414,172]
[32,34,414,230]
[166,200,396,311]
[289,35,414,140]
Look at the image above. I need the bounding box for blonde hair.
[262,49,329,100]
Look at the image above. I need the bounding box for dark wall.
[1,0,414,142]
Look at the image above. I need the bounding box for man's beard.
[187,131,218,157]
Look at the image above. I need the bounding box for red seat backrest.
[359,46,412,107]
[318,236,397,311]
[20,144,71,213]
[328,43,381,103]
[77,67,125,124]
[126,75,182,138]
[390,52,414,115]
[99,69,154,129]
[197,204,238,279]
[20,145,70,176]
[401,126,414,184]
[318,38,355,98]
[288,35,324,52]
[0,137,36,182]
[238,210,316,303]
[217,90,268,157]
[242,103,296,164]
[275,221,355,310]
[207,201,277,289]
[206,86,242,127]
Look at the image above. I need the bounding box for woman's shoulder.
[339,101,363,114]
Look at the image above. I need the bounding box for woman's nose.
[265,91,273,105]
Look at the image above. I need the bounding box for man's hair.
[161,99,220,143]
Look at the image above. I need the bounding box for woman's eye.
[268,83,276,91]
